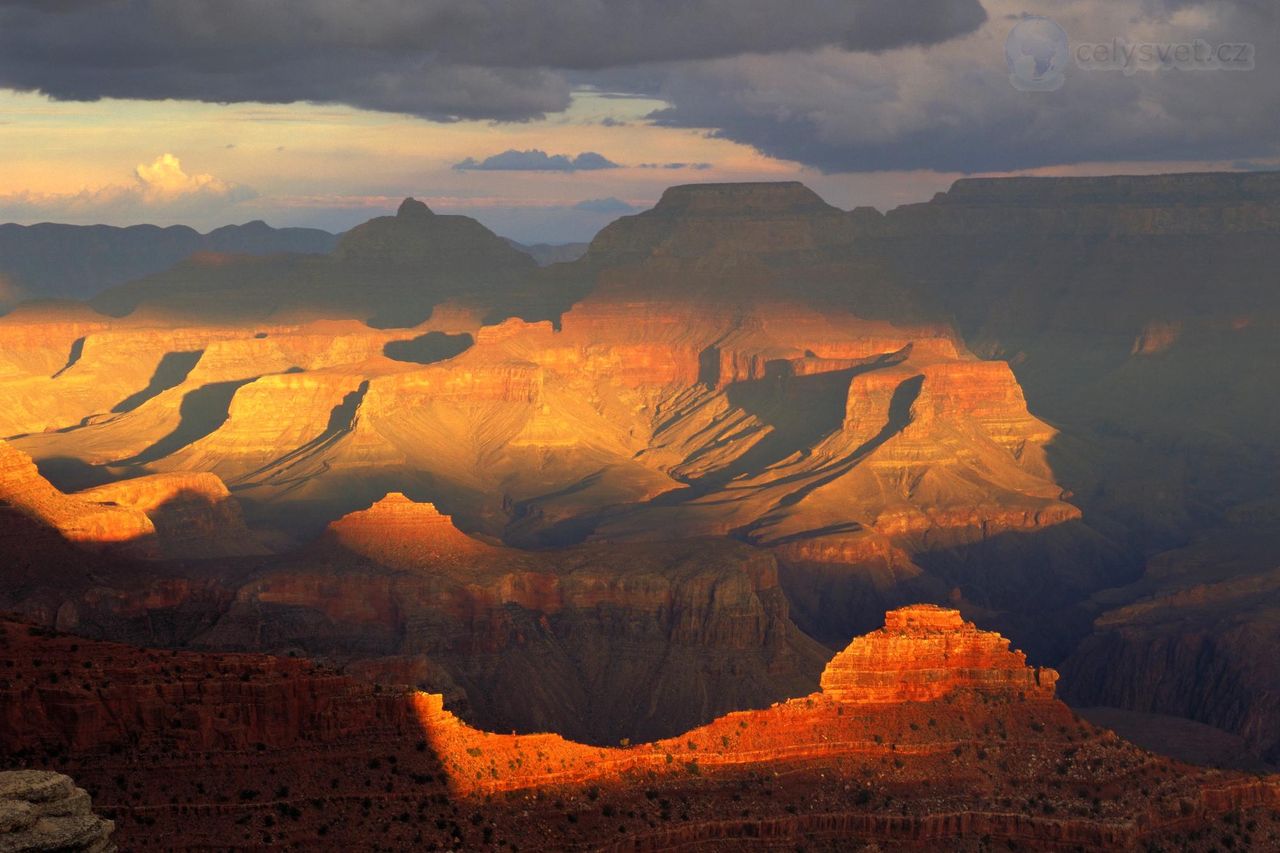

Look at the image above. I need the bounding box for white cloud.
[133,152,234,198]
[0,154,256,226]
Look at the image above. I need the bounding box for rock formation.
[0,477,829,743]
[4,609,1279,851]
[818,604,1058,703]
[192,494,830,743]
[416,606,1066,796]
[1061,536,1280,765]
[323,492,495,565]
[0,771,115,852]
[0,440,154,553]
[3,172,1279,778]
[0,620,416,755]
[88,198,554,327]
[0,440,256,560]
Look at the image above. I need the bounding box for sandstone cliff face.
[192,494,830,744]
[858,173,1280,582]
[403,606,1280,852]
[1061,559,1280,764]
[0,620,460,850]
[0,621,414,755]
[416,605,1067,796]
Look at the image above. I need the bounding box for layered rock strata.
[5,609,1280,851]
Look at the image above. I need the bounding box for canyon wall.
[4,609,1279,851]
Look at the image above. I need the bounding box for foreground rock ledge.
[0,770,115,852]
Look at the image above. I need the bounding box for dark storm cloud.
[3,0,1270,173]
[0,0,985,122]
[646,0,1280,172]
[453,150,620,172]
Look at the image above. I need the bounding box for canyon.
[2,607,1277,851]
[0,185,1099,639]
[0,444,828,742]
[3,171,1280,820]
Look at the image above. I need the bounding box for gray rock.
[0,772,114,853]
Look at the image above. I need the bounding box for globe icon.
[1005,16,1069,91]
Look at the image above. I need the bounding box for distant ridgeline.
[0,220,338,305]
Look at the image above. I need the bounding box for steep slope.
[5,610,1278,851]
[1060,525,1280,765]
[0,439,256,561]
[0,475,829,745]
[194,493,831,744]
[864,172,1280,552]
[0,439,154,553]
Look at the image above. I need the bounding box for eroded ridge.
[5,609,1280,851]
[414,607,1117,799]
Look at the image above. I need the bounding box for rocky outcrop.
[5,611,1279,852]
[405,605,1280,852]
[418,606,1061,795]
[0,771,114,852]
[819,604,1058,703]
[0,442,257,560]
[75,473,262,559]
[323,492,496,566]
[0,440,155,554]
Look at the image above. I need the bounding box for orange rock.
[324,492,494,567]
[819,604,1058,704]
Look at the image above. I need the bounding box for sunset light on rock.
[1,1,1278,849]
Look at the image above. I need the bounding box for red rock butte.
[324,492,494,567]
[820,603,1058,703]
[415,605,1072,797]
